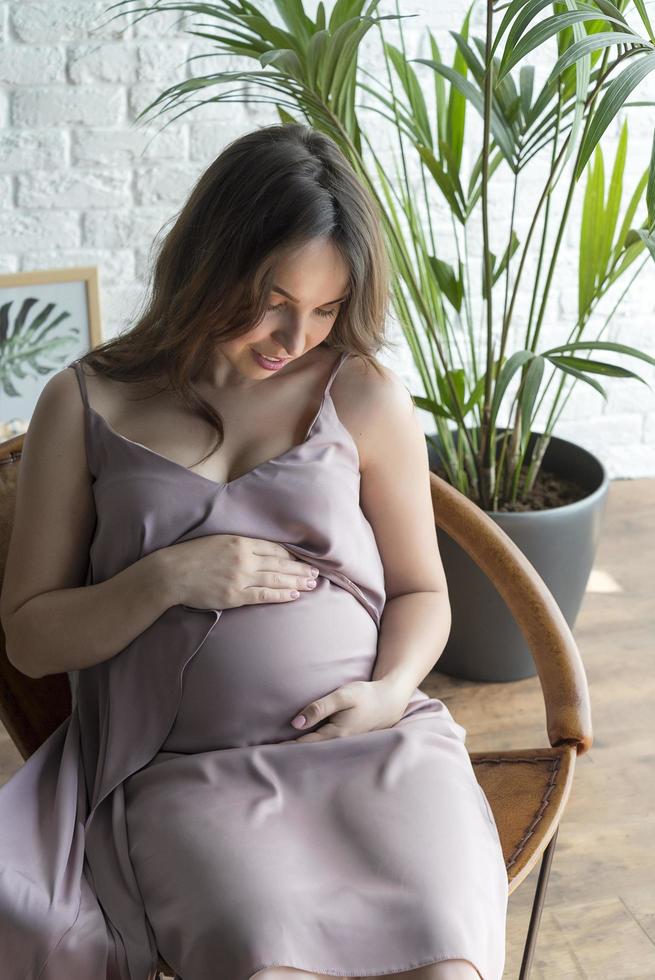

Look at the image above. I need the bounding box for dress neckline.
[76,350,354,491]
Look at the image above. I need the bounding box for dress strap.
[68,358,95,477]
[304,351,350,441]
[69,358,91,413]
[324,350,350,395]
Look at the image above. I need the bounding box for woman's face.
[218,237,350,381]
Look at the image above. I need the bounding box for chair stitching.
[472,755,562,870]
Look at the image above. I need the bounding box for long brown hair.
[78,123,393,466]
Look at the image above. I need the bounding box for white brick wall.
[2,0,654,477]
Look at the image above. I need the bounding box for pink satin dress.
[0,350,508,979]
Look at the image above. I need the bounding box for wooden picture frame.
[0,266,103,435]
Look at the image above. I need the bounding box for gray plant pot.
[426,428,610,682]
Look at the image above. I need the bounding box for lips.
[251,349,291,371]
[257,353,288,362]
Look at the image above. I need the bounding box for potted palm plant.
[106,0,655,680]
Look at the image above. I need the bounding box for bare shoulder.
[63,360,164,418]
[32,360,128,425]
[332,353,418,470]
[31,363,87,426]
[18,364,92,482]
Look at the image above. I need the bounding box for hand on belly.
[163,577,379,752]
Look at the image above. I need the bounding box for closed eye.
[266,302,338,319]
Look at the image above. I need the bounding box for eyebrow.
[271,284,349,306]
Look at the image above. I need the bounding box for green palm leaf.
[576,51,655,178]
[548,31,642,81]
[548,353,650,384]
[543,340,655,367]
[413,59,517,165]
[498,9,629,82]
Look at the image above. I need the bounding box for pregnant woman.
[0,124,508,980]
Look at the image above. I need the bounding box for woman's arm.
[0,368,176,679]
[343,358,452,705]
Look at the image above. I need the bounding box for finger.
[293,686,352,729]
[251,545,319,581]
[257,571,316,592]
[250,539,297,558]
[294,722,344,743]
[242,586,302,604]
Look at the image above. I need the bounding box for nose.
[279,339,305,358]
[271,319,310,358]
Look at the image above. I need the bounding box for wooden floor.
[1,477,652,979]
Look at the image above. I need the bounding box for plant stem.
[479,0,497,510]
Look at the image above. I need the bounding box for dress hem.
[242,952,486,980]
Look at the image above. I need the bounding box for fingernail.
[292,714,306,728]
[310,568,319,577]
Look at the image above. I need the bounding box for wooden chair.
[0,432,592,980]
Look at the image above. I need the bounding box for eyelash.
[266,303,338,320]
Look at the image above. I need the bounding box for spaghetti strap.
[69,358,91,413]
[305,350,350,441]
[325,350,350,394]
[68,358,95,477]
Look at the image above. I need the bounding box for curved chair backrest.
[0,432,592,762]
[429,475,592,756]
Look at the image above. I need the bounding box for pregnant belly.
[162,576,380,752]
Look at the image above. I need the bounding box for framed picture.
[0,266,102,436]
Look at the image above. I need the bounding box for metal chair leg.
[518,825,559,980]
